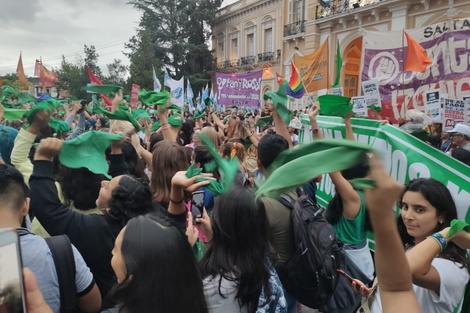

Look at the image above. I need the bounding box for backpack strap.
[45,235,77,313]
[278,194,295,210]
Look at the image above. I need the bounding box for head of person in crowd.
[151,140,189,204]
[0,164,30,227]
[448,123,470,149]
[257,133,289,176]
[119,142,148,184]
[193,126,219,149]
[109,215,208,313]
[57,166,106,211]
[451,147,470,166]
[200,186,273,312]
[325,157,372,231]
[9,119,25,130]
[179,122,194,146]
[0,125,19,165]
[148,132,164,152]
[220,140,246,164]
[96,174,153,232]
[441,130,450,141]
[225,115,240,140]
[398,178,470,269]
[96,117,108,130]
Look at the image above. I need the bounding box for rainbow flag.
[277,63,305,99]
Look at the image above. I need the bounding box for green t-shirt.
[333,190,367,245]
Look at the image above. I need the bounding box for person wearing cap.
[447,123,470,151]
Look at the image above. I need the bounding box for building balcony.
[315,0,387,19]
[283,20,306,37]
[215,49,281,71]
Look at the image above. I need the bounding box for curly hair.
[106,175,153,229]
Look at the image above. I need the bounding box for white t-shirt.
[371,258,469,313]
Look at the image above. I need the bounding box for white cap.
[447,123,470,137]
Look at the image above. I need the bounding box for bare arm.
[344,111,355,141]
[157,99,178,142]
[77,284,101,313]
[111,89,123,113]
[364,156,421,313]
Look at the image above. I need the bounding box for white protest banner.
[361,80,381,111]
[300,116,470,225]
[331,87,343,96]
[464,97,470,124]
[425,90,441,122]
[351,96,367,117]
[444,97,465,128]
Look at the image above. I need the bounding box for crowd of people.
[0,85,469,313]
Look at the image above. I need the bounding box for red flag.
[40,63,58,89]
[131,84,140,109]
[34,60,42,77]
[404,32,431,73]
[16,53,29,89]
[86,65,113,107]
[276,72,285,84]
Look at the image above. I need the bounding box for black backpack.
[277,189,343,309]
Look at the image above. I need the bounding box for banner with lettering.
[300,116,470,224]
[361,18,470,124]
[294,39,329,93]
[215,70,262,107]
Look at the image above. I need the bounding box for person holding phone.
[0,164,101,313]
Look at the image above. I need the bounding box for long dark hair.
[200,186,272,312]
[107,216,208,313]
[57,166,106,211]
[398,178,470,271]
[325,160,372,231]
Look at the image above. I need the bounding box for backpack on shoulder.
[45,235,80,313]
[277,189,343,309]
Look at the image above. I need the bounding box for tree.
[105,59,128,86]
[55,56,88,99]
[128,0,222,93]
[0,73,32,91]
[84,45,102,78]
[125,28,163,90]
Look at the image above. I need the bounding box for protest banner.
[362,18,470,124]
[424,90,441,122]
[351,96,367,117]
[294,39,329,93]
[130,84,140,109]
[443,97,466,128]
[361,80,381,111]
[300,116,470,226]
[215,70,262,107]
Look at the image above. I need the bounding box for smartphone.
[191,191,205,223]
[0,230,27,313]
[336,269,371,293]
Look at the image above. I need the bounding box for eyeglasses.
[450,133,463,137]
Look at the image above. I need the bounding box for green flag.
[2,108,29,121]
[331,41,343,88]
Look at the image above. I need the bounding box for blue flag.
[153,66,161,92]
[186,78,194,107]
[164,69,171,88]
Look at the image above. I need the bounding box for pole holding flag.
[153,66,162,92]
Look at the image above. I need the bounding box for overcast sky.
[0,0,237,78]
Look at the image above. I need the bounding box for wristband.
[169,195,185,204]
[312,128,319,134]
[428,232,447,251]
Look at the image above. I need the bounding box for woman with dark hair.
[96,117,109,130]
[179,122,194,146]
[116,142,149,183]
[29,138,155,302]
[371,178,470,312]
[198,186,286,312]
[102,216,208,313]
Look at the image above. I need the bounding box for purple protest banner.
[215,70,262,107]
[361,18,470,124]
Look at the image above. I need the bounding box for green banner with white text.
[300,116,470,223]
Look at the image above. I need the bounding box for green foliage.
[128,0,222,93]
[125,29,162,90]
[1,73,32,91]
[105,59,128,86]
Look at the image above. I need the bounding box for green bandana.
[151,120,161,132]
[256,139,373,198]
[81,84,122,95]
[132,109,150,122]
[169,103,181,112]
[59,131,124,178]
[3,108,29,121]
[0,85,21,98]
[255,115,273,127]
[27,102,54,124]
[139,90,170,107]
[185,134,239,195]
[168,114,183,128]
[264,84,293,125]
[17,93,37,106]
[194,111,205,120]
[92,107,140,132]
[49,118,71,135]
[448,219,470,237]
[317,95,353,117]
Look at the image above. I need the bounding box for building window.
[247,34,254,56]
[231,38,238,59]
[264,28,273,52]
[294,0,304,22]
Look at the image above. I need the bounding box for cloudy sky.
[0,0,236,78]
